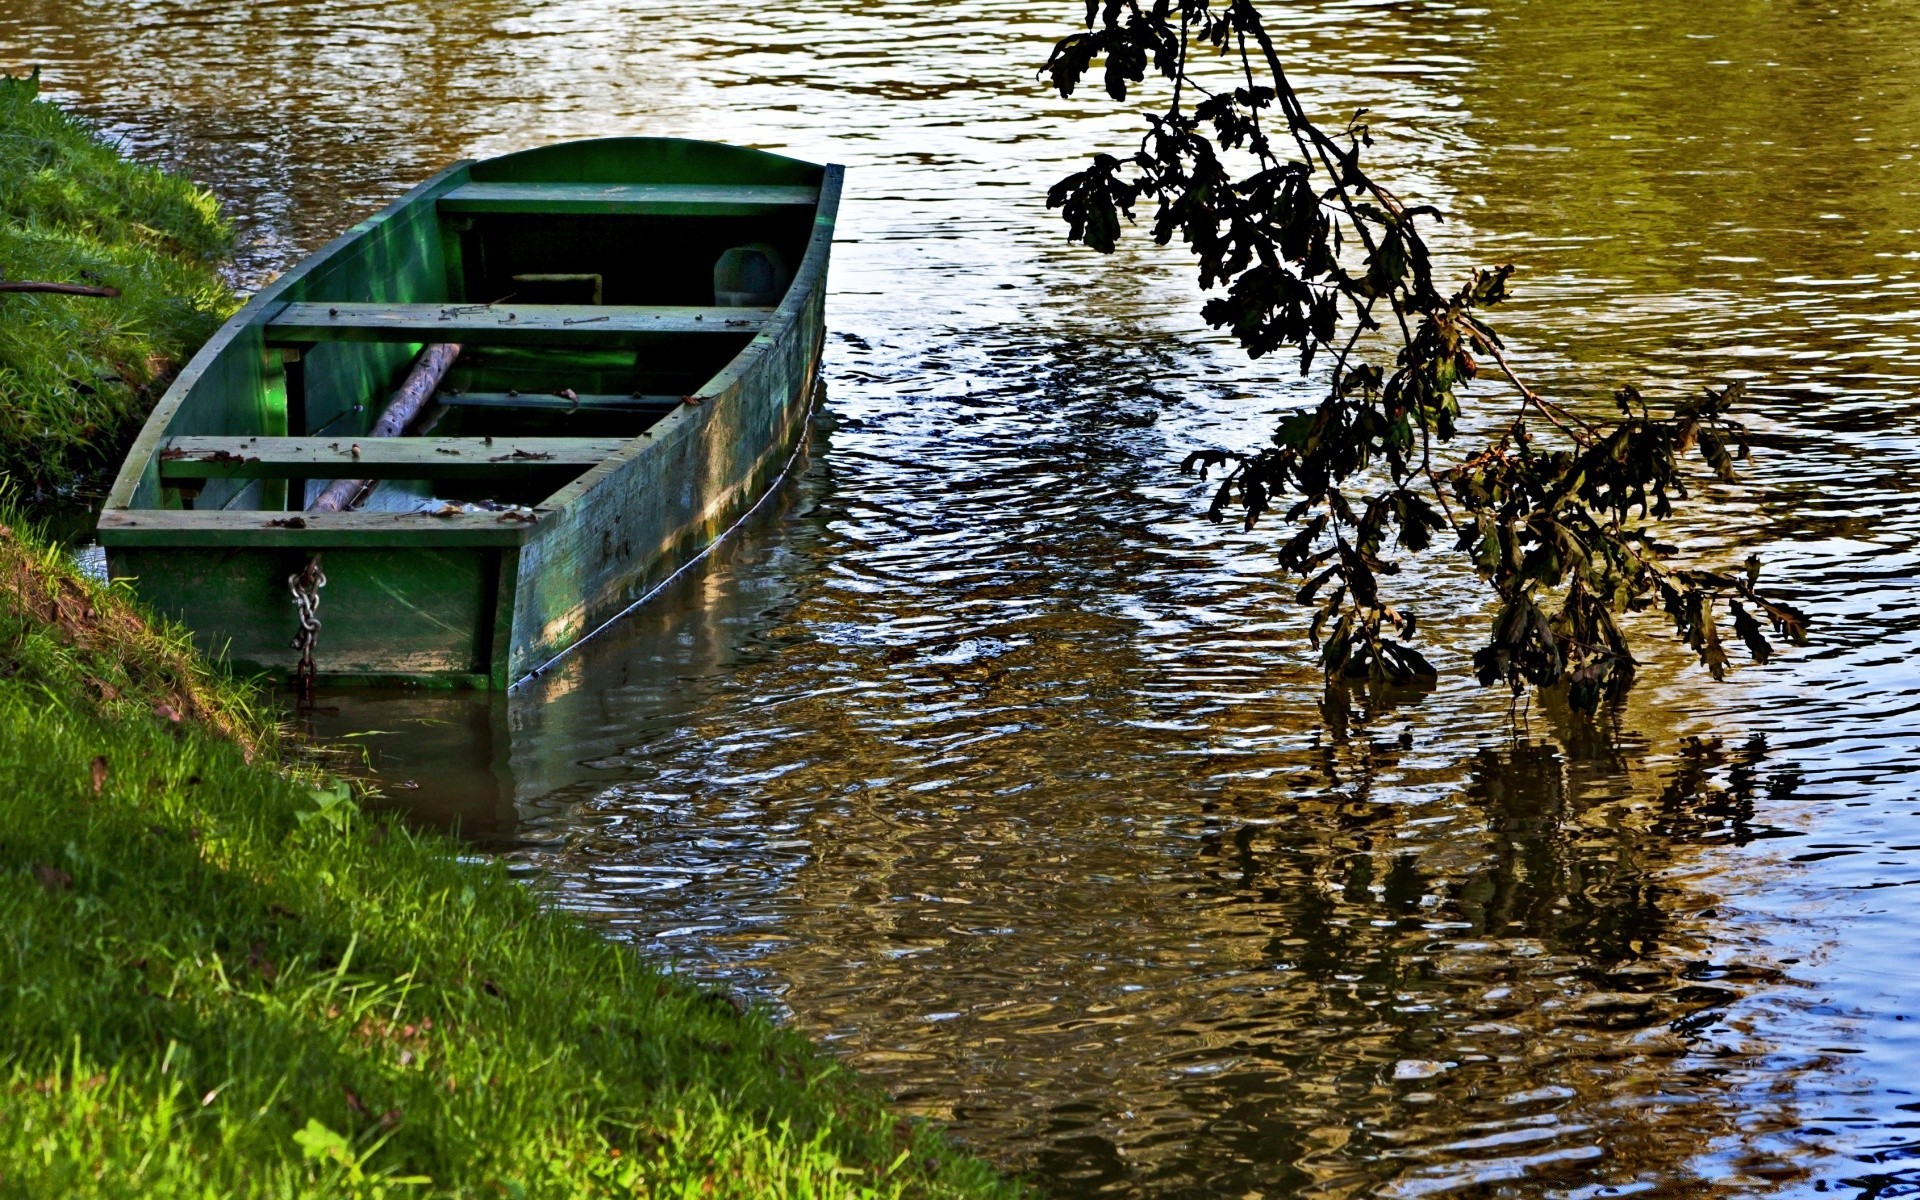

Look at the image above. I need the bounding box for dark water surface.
[8,1,1920,1195]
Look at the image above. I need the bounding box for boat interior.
[132,140,824,518]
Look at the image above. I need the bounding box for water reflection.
[9,0,1920,1195]
[300,429,1841,1197]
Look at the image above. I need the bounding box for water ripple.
[13,0,1920,1194]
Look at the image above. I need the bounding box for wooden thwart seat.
[96,507,532,547]
[265,302,771,347]
[156,436,628,480]
[437,182,818,217]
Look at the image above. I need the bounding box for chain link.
[288,555,326,694]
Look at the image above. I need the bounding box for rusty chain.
[288,555,326,695]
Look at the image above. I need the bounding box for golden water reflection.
[9,0,1920,1194]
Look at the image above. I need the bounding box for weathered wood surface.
[105,160,469,517]
[437,182,817,217]
[97,507,534,547]
[99,137,841,687]
[111,543,509,683]
[158,436,627,479]
[504,164,844,680]
[266,302,771,347]
[309,340,462,512]
[439,391,682,413]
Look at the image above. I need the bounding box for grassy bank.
[0,515,1018,1197]
[0,82,1020,1198]
[0,70,237,498]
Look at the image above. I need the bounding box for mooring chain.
[288,555,326,693]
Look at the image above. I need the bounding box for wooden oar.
[308,342,462,513]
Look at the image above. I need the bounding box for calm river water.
[8,1,1920,1195]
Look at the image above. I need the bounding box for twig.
[0,281,121,297]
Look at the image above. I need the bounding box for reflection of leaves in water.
[1146,731,1808,1198]
[1655,734,1803,846]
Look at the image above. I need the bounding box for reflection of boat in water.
[300,454,820,846]
[99,138,842,688]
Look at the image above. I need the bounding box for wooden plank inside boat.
[438,182,818,216]
[266,302,772,347]
[156,436,628,479]
[96,508,535,547]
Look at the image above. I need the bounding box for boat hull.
[508,276,825,684]
[98,139,841,688]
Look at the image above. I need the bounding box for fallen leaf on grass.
[292,1118,350,1163]
[90,755,108,794]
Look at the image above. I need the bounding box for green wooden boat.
[98,137,842,688]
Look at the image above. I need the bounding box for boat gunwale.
[98,158,473,522]
[530,162,843,522]
[98,139,842,550]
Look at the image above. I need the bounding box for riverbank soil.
[0,80,1019,1199]
[0,70,235,500]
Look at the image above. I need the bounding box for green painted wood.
[110,162,471,515]
[257,346,291,510]
[265,302,771,348]
[278,173,465,444]
[439,217,470,304]
[483,548,521,689]
[439,392,682,413]
[101,137,842,689]
[505,164,844,680]
[98,508,532,548]
[448,351,715,401]
[468,139,821,188]
[111,544,500,680]
[438,182,818,216]
[157,436,626,479]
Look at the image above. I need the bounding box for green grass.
[0,69,237,499]
[0,81,1018,1199]
[0,517,1020,1197]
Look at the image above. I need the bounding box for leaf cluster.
[1046,0,1806,711]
